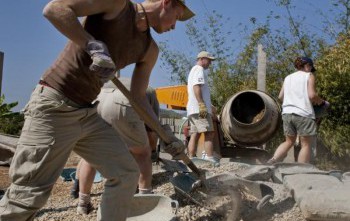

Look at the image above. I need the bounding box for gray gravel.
[33,160,306,221]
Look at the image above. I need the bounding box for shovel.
[110,77,205,188]
[171,172,274,210]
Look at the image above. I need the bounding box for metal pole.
[0,51,4,95]
[257,44,266,92]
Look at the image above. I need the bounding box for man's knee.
[285,135,297,146]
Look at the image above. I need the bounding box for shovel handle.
[110,77,202,177]
[111,77,172,144]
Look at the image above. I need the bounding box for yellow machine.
[155,85,188,111]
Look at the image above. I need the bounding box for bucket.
[220,90,281,146]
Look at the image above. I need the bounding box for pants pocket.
[10,118,55,185]
[25,93,64,118]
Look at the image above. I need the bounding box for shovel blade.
[170,173,206,205]
[170,173,198,194]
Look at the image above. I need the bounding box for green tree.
[0,95,18,118]
[160,11,258,112]
[317,35,350,156]
[160,0,350,154]
[0,95,24,135]
[160,2,327,110]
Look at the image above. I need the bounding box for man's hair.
[294,57,309,70]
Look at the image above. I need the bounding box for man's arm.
[193,84,205,104]
[193,84,208,118]
[130,41,186,157]
[43,0,126,48]
[278,83,284,102]
[130,40,160,124]
[147,132,158,152]
[308,73,324,105]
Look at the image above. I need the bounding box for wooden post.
[257,44,266,92]
[257,45,267,149]
[0,51,4,95]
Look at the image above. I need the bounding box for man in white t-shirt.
[186,51,219,166]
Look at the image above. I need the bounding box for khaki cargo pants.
[97,88,149,147]
[0,85,139,221]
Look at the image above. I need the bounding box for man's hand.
[162,140,186,158]
[85,40,116,83]
[314,100,330,119]
[161,124,185,157]
[198,102,208,118]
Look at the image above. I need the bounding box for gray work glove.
[161,124,186,157]
[85,40,116,83]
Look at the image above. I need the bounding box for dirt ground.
[0,151,309,221]
[1,143,349,221]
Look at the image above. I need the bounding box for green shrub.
[317,36,350,156]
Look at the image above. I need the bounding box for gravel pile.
[30,159,306,221]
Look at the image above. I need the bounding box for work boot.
[71,179,79,199]
[77,201,93,215]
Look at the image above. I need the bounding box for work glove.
[198,102,208,118]
[160,124,186,157]
[85,40,116,83]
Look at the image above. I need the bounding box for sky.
[0,0,336,111]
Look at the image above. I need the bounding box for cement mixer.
[216,90,281,162]
[220,90,281,147]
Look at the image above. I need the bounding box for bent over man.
[73,77,160,214]
[0,0,194,220]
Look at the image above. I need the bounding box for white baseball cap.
[197,51,216,60]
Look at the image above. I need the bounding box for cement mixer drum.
[220,90,281,147]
